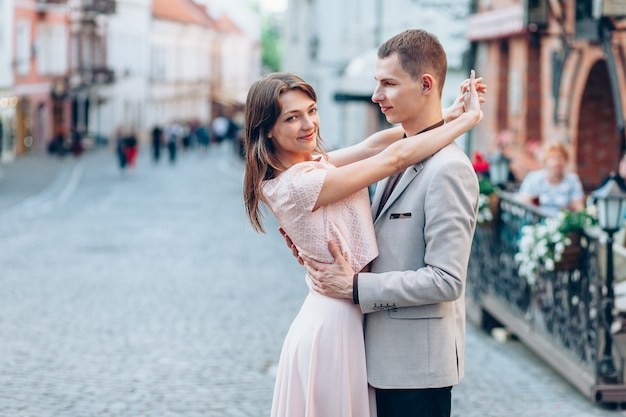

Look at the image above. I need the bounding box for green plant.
[558,209,597,234]
[476,178,496,225]
[478,177,496,196]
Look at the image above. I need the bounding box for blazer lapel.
[373,162,425,223]
[371,176,390,219]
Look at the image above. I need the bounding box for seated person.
[517,141,585,214]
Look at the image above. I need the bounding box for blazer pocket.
[389,212,412,219]
[388,303,449,319]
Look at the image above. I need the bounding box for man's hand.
[279,227,303,265]
[301,240,355,300]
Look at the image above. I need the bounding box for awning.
[467,6,526,41]
[213,90,246,106]
[334,49,378,102]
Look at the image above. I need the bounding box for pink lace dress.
[262,158,378,417]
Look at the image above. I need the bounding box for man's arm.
[305,158,479,312]
[358,159,478,313]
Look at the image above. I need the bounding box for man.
[298,29,479,416]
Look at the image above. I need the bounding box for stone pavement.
[0,150,86,212]
[1,146,625,417]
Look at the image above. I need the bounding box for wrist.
[352,273,359,304]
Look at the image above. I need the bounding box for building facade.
[0,0,261,159]
[148,0,215,131]
[468,0,626,189]
[99,0,151,141]
[0,0,17,161]
[13,0,70,155]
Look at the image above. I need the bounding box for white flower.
[477,193,494,224]
[514,216,574,286]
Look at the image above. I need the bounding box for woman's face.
[268,89,320,169]
[544,150,566,179]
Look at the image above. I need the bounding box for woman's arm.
[312,71,482,211]
[328,126,405,167]
[329,77,486,167]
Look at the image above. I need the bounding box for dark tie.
[374,119,445,218]
[376,171,403,218]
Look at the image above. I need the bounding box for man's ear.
[421,74,434,93]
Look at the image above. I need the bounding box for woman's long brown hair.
[243,72,326,233]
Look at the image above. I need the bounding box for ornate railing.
[468,191,626,403]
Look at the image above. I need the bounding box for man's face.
[371,53,426,127]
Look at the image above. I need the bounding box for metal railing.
[467,191,626,403]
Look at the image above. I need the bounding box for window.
[16,20,31,75]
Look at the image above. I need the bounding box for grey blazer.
[358,143,479,389]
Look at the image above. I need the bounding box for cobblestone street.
[0,146,625,416]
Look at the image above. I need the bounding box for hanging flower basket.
[515,210,596,285]
[553,232,583,271]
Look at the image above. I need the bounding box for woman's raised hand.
[444,73,486,122]
[463,70,483,127]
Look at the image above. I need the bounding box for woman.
[243,71,482,417]
[517,141,585,214]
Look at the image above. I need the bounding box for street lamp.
[592,174,626,382]
[488,149,510,188]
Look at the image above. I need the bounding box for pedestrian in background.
[243,68,483,417]
[165,124,179,164]
[517,141,585,214]
[115,128,128,173]
[151,125,163,163]
[196,123,210,152]
[124,131,139,170]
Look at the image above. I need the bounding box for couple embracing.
[243,29,485,417]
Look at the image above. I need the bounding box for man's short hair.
[378,29,447,95]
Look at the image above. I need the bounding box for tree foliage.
[261,17,281,72]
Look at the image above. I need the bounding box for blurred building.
[13,0,72,156]
[0,0,261,158]
[99,0,151,142]
[8,0,115,157]
[196,0,262,120]
[0,0,16,161]
[148,0,215,130]
[282,0,472,150]
[468,0,626,189]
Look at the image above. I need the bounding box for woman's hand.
[461,70,483,128]
[444,74,487,122]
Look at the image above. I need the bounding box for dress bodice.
[262,158,378,274]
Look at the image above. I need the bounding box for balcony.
[69,67,115,90]
[84,67,115,85]
[468,192,626,403]
[36,0,67,14]
[83,0,116,15]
